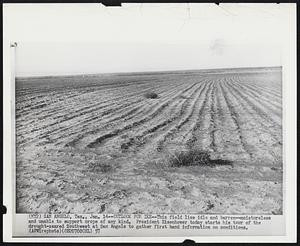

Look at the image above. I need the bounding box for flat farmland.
[16,67,283,214]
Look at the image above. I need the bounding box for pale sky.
[15,42,281,77]
[4,3,292,77]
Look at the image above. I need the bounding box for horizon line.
[15,65,282,79]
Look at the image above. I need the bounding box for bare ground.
[16,67,283,214]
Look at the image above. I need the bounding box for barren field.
[16,67,283,214]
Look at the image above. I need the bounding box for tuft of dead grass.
[165,149,233,168]
[168,150,212,167]
[144,92,159,99]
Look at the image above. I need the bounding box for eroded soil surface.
[16,67,283,214]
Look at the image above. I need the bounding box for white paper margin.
[3,3,297,243]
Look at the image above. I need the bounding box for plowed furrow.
[116,81,207,152]
[213,80,251,159]
[208,81,217,152]
[236,78,282,100]
[17,81,182,145]
[235,82,282,110]
[185,81,215,150]
[218,80,252,159]
[155,81,209,152]
[230,78,282,114]
[72,82,199,149]
[17,80,171,124]
[222,80,281,162]
[228,79,281,126]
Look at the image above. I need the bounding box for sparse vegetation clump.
[144,92,159,99]
[169,150,212,167]
[167,150,234,168]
